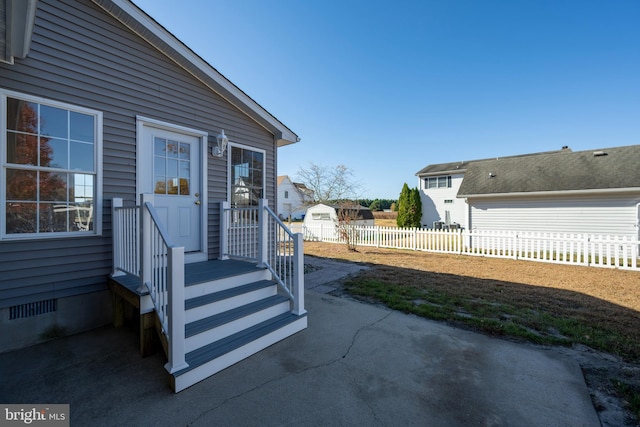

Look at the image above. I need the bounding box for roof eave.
[93,0,299,146]
[2,0,38,64]
[458,187,640,199]
[416,169,467,177]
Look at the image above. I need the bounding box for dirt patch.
[304,241,640,427]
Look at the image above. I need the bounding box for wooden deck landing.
[109,258,261,291]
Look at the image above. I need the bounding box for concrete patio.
[0,257,600,426]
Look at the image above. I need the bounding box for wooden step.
[184,294,290,352]
[184,280,277,323]
[171,312,307,392]
[185,265,270,299]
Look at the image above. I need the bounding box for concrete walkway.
[304,255,369,294]
[0,257,600,426]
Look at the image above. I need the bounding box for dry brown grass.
[374,218,397,227]
[305,241,640,310]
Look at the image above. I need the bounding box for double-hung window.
[2,91,102,239]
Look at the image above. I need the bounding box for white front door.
[139,124,203,253]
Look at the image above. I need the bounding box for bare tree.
[297,162,364,250]
[334,204,363,251]
[296,163,361,203]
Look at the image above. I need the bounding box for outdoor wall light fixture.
[212,129,228,157]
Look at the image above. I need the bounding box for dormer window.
[425,176,452,189]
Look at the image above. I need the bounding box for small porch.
[109,195,307,392]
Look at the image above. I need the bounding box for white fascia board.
[457,187,640,199]
[4,0,38,62]
[96,0,299,146]
[417,169,467,177]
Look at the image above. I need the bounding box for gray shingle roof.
[415,161,473,176]
[328,205,375,220]
[415,148,566,176]
[456,145,640,196]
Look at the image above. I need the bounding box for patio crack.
[185,310,393,426]
[340,311,392,360]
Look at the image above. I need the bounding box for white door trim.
[136,116,208,263]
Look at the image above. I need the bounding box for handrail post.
[258,199,269,268]
[139,193,153,293]
[165,246,188,374]
[111,198,124,277]
[292,232,306,315]
[219,201,230,260]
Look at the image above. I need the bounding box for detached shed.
[303,204,374,239]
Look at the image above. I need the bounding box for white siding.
[303,204,374,228]
[469,194,640,238]
[419,173,467,228]
[277,177,307,220]
[303,204,337,227]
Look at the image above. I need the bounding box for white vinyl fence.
[303,224,640,271]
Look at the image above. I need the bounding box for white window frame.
[426,175,452,189]
[312,212,331,221]
[227,142,266,206]
[1,89,103,240]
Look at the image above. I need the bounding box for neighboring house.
[1,0,306,392]
[416,145,640,239]
[277,175,314,221]
[303,203,374,239]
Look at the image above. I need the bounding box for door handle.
[195,201,201,205]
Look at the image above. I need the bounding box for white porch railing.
[221,199,306,315]
[112,194,188,374]
[303,224,640,271]
[112,198,139,277]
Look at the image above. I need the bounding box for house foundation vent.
[9,299,57,320]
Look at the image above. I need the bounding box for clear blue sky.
[133,0,640,200]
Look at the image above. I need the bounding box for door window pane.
[155,138,166,155]
[167,140,179,158]
[179,178,190,195]
[179,142,190,160]
[153,136,191,195]
[154,177,166,194]
[167,177,179,195]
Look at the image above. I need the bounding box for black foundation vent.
[9,299,57,320]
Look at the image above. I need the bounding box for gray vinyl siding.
[468,194,640,239]
[0,0,278,308]
[1,0,6,63]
